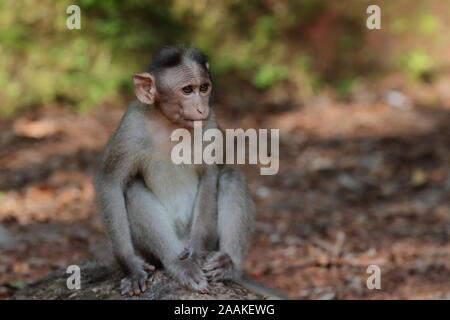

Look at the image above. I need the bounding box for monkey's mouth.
[182,116,210,127]
[184,118,207,122]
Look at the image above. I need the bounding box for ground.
[1,99,450,299]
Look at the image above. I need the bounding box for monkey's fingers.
[188,278,209,294]
[178,247,190,260]
[132,280,141,296]
[191,274,209,294]
[144,263,156,273]
[138,278,147,293]
[204,268,222,281]
[199,287,210,294]
[202,251,233,271]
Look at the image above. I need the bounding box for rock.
[11,261,265,300]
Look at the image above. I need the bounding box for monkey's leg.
[125,179,209,293]
[202,167,255,281]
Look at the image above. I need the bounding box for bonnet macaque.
[95,46,284,298]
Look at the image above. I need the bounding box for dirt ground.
[1,98,450,299]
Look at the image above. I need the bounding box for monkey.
[95,46,287,299]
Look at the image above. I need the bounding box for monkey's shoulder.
[108,105,153,146]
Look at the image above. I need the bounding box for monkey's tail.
[233,274,291,300]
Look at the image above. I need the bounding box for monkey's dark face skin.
[155,60,212,128]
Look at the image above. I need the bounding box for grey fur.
[95,57,284,298]
[95,102,254,296]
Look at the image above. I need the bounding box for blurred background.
[0,0,450,299]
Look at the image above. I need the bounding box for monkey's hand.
[119,255,155,296]
[177,244,208,265]
[202,251,237,282]
[177,246,191,260]
[168,259,209,293]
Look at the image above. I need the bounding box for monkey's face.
[155,62,212,128]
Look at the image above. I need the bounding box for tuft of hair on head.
[148,46,210,77]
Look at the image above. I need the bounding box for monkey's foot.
[120,262,155,296]
[202,251,236,282]
[169,260,209,294]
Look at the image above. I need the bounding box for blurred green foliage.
[0,0,448,116]
[402,50,434,81]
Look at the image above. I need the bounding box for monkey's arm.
[96,176,132,264]
[95,149,149,276]
[184,166,219,260]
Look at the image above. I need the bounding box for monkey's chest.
[144,159,200,237]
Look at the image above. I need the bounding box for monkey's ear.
[133,72,156,105]
[205,62,210,70]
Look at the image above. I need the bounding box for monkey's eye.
[199,83,209,93]
[182,85,193,94]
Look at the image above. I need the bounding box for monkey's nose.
[197,107,204,114]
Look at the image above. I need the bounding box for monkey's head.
[133,46,212,128]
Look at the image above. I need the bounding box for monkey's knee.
[217,166,255,247]
[219,167,246,188]
[218,167,253,208]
